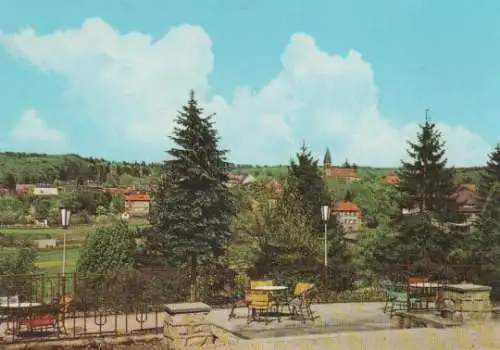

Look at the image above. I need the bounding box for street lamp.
[321,205,330,285]
[60,205,72,275]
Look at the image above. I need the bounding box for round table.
[252,285,288,291]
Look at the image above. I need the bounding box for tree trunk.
[189,253,197,302]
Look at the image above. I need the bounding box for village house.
[262,178,283,208]
[124,193,151,217]
[453,183,479,221]
[382,172,400,186]
[333,201,362,232]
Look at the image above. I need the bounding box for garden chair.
[383,283,419,318]
[24,294,72,335]
[245,290,277,324]
[284,282,315,322]
[218,283,248,320]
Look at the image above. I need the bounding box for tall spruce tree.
[147,91,235,300]
[284,142,330,228]
[477,145,500,208]
[374,112,458,277]
[466,182,500,288]
[282,143,350,287]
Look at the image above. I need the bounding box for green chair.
[384,284,419,318]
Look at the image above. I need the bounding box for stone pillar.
[442,283,492,322]
[163,302,212,349]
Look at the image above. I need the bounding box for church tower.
[323,148,332,168]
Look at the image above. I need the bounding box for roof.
[262,179,283,196]
[333,201,361,212]
[125,193,150,201]
[326,168,360,178]
[383,173,400,186]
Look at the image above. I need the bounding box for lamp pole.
[321,205,330,286]
[60,205,71,275]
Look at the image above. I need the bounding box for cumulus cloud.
[0,18,490,165]
[10,109,65,144]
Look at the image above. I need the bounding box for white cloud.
[10,109,65,144]
[0,18,490,165]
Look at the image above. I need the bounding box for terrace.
[0,269,499,349]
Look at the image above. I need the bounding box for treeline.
[0,152,162,185]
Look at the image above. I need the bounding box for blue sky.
[0,0,498,166]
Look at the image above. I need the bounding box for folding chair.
[285,283,315,322]
[245,290,276,324]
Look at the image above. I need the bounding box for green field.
[35,248,80,274]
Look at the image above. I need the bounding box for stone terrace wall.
[4,324,500,350]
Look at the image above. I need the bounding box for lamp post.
[60,205,72,275]
[321,205,330,286]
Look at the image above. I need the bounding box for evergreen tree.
[466,183,500,294]
[373,113,458,277]
[284,142,330,230]
[323,148,332,167]
[477,145,500,208]
[282,143,350,286]
[397,114,456,220]
[147,91,235,300]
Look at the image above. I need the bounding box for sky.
[0,0,499,166]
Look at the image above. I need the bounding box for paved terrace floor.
[208,302,398,338]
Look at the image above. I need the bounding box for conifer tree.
[373,112,458,277]
[147,91,235,300]
[477,145,500,208]
[398,113,456,220]
[284,142,330,229]
[282,143,351,287]
[467,182,500,286]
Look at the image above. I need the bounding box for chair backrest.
[246,291,270,308]
[0,295,19,305]
[294,283,314,297]
[250,280,273,289]
[57,294,73,313]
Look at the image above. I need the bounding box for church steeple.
[323,148,332,168]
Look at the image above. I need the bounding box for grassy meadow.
[0,219,148,275]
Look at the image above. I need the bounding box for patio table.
[250,286,288,320]
[252,286,288,291]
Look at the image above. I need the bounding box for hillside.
[0,152,485,186]
[233,164,484,184]
[0,152,159,187]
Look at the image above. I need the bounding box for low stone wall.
[4,324,500,350]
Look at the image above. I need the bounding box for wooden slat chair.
[285,283,315,322]
[245,290,276,324]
